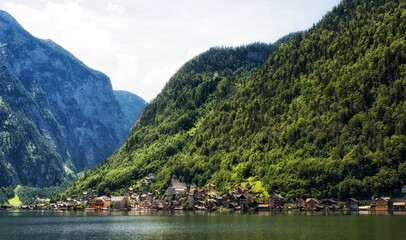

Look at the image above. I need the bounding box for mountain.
[64,0,406,201]
[0,10,134,203]
[114,90,147,124]
[61,37,297,197]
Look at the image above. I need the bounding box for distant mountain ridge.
[0,10,145,203]
[114,90,147,124]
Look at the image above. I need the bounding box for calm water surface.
[0,210,405,240]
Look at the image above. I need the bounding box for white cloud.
[1,0,342,101]
[106,3,125,15]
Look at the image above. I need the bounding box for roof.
[393,202,406,206]
[170,177,187,188]
[375,197,391,202]
[111,196,125,202]
[269,193,285,200]
[258,204,269,208]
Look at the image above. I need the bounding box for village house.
[321,199,338,209]
[268,192,286,209]
[225,191,237,201]
[392,201,406,210]
[205,199,218,209]
[346,198,359,210]
[238,187,248,193]
[305,198,322,210]
[375,197,391,211]
[235,193,250,205]
[92,196,110,209]
[195,188,206,201]
[206,184,216,191]
[147,173,157,183]
[188,183,196,201]
[141,200,152,208]
[110,196,130,209]
[358,205,370,211]
[216,197,224,206]
[284,200,295,209]
[258,204,270,211]
[172,201,184,210]
[228,202,241,211]
[156,200,169,210]
[294,198,305,208]
[109,187,130,209]
[208,191,217,199]
[165,175,188,200]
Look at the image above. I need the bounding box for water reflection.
[2,209,404,217]
[0,210,405,240]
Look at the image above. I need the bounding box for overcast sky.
[1,0,341,102]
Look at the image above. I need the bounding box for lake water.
[1,210,405,240]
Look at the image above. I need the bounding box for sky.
[0,0,342,102]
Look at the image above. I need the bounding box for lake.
[1,210,405,240]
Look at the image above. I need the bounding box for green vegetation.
[7,185,22,205]
[61,41,283,198]
[15,184,70,205]
[63,0,406,200]
[0,187,14,204]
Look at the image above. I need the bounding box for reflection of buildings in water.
[393,211,406,216]
[358,211,370,215]
[375,210,391,216]
[70,209,406,217]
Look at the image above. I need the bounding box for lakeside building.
[304,198,322,210]
[346,198,359,210]
[268,192,286,209]
[375,197,391,211]
[165,175,188,200]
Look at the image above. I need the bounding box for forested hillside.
[64,0,406,201]
[62,40,289,197]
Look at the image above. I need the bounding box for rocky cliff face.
[0,10,134,189]
[114,90,147,125]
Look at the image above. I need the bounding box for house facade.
[268,192,286,209]
[305,198,321,209]
[375,197,391,211]
[346,198,358,210]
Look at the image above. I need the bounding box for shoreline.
[2,207,406,216]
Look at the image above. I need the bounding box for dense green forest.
[63,0,406,201]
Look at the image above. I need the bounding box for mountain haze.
[65,0,406,200]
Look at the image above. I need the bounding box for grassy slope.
[8,185,22,205]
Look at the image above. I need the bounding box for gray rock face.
[0,10,135,188]
[114,90,147,125]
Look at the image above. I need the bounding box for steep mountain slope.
[0,61,72,203]
[63,41,287,197]
[0,10,133,203]
[65,0,406,200]
[114,90,147,124]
